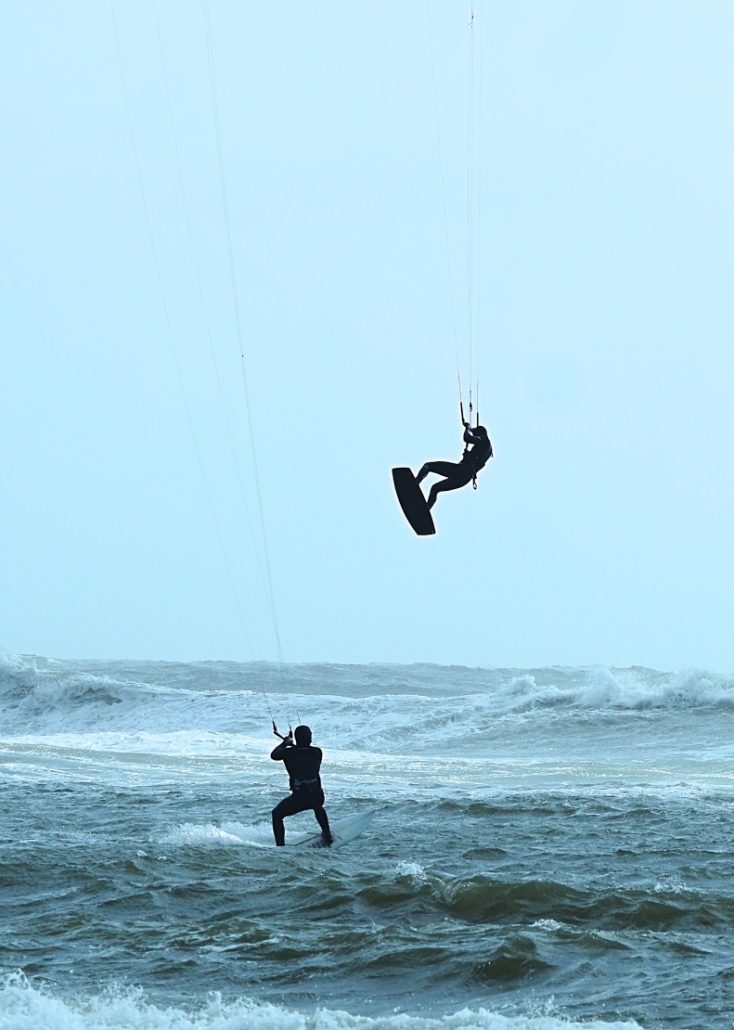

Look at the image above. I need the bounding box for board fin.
[391,467,436,536]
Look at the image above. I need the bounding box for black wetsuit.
[416,426,493,509]
[271,740,332,846]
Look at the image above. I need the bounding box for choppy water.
[2,653,734,1028]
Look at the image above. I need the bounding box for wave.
[2,651,733,738]
[365,868,734,933]
[0,972,643,1029]
[471,935,555,984]
[0,652,167,727]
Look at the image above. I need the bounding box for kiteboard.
[295,809,376,849]
[391,467,436,536]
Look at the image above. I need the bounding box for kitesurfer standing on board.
[271,725,333,846]
[415,422,493,509]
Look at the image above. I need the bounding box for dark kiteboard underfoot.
[391,467,436,536]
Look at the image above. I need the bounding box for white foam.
[158,821,273,848]
[653,881,692,895]
[394,861,429,884]
[0,973,644,1030]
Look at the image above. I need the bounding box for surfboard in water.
[295,809,376,849]
[391,467,436,536]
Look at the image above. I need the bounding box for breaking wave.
[0,972,643,1030]
[1,651,733,738]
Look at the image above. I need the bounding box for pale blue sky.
[2,2,733,669]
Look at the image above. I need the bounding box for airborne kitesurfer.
[271,725,333,847]
[415,422,493,509]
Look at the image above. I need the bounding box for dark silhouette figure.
[271,725,332,846]
[416,424,493,509]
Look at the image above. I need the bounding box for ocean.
[2,653,733,1029]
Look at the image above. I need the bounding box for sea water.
[2,653,734,1028]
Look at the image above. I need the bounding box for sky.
[1,1,733,671]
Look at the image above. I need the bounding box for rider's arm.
[270,735,293,760]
